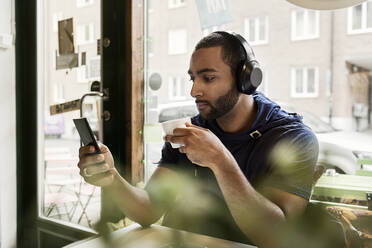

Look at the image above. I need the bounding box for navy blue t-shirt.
[146,92,319,244]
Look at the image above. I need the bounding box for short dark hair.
[194,32,246,77]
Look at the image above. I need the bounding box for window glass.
[293,10,318,40]
[307,11,316,36]
[258,17,266,41]
[144,0,372,209]
[39,0,101,229]
[367,1,372,28]
[296,11,304,37]
[295,68,303,93]
[352,4,362,30]
[307,68,315,93]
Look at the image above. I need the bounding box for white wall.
[0,0,17,246]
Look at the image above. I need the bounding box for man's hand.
[77,143,118,187]
[164,123,231,169]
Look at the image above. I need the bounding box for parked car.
[281,104,372,174]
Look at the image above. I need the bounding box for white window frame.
[88,56,101,81]
[291,67,319,98]
[168,0,186,9]
[76,23,95,45]
[347,0,372,34]
[291,10,320,41]
[244,16,269,46]
[168,29,187,55]
[76,0,94,8]
[168,76,187,100]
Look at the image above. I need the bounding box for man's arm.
[167,124,315,248]
[78,144,177,227]
[212,152,308,248]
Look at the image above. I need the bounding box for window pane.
[259,16,266,41]
[144,0,372,210]
[307,11,316,36]
[296,11,304,37]
[296,69,303,93]
[40,0,101,229]
[367,2,372,28]
[352,4,362,30]
[249,19,255,41]
[307,68,315,93]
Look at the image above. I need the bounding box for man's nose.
[190,80,203,98]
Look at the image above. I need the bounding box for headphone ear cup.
[237,61,252,94]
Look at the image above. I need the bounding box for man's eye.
[204,76,215,82]
[189,76,195,82]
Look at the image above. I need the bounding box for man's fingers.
[78,153,105,167]
[80,162,110,177]
[83,170,114,186]
[185,122,208,131]
[164,135,187,145]
[79,145,96,158]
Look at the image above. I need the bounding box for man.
[78,32,319,248]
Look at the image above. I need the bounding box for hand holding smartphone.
[73,118,101,154]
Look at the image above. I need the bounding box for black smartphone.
[73,118,101,154]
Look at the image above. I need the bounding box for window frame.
[244,16,269,46]
[291,67,319,98]
[347,0,372,34]
[76,23,95,45]
[291,9,320,41]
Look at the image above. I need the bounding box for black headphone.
[213,31,263,95]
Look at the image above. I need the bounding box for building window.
[244,16,269,45]
[168,29,187,55]
[76,0,94,8]
[53,82,65,103]
[169,76,186,100]
[291,10,319,40]
[168,0,186,9]
[76,23,95,45]
[88,57,101,80]
[291,67,319,98]
[77,52,89,83]
[348,0,372,34]
[77,66,88,83]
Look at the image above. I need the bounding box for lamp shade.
[287,0,366,10]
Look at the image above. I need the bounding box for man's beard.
[199,87,240,120]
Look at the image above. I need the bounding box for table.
[64,224,256,248]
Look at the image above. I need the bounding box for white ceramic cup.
[160,117,191,148]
